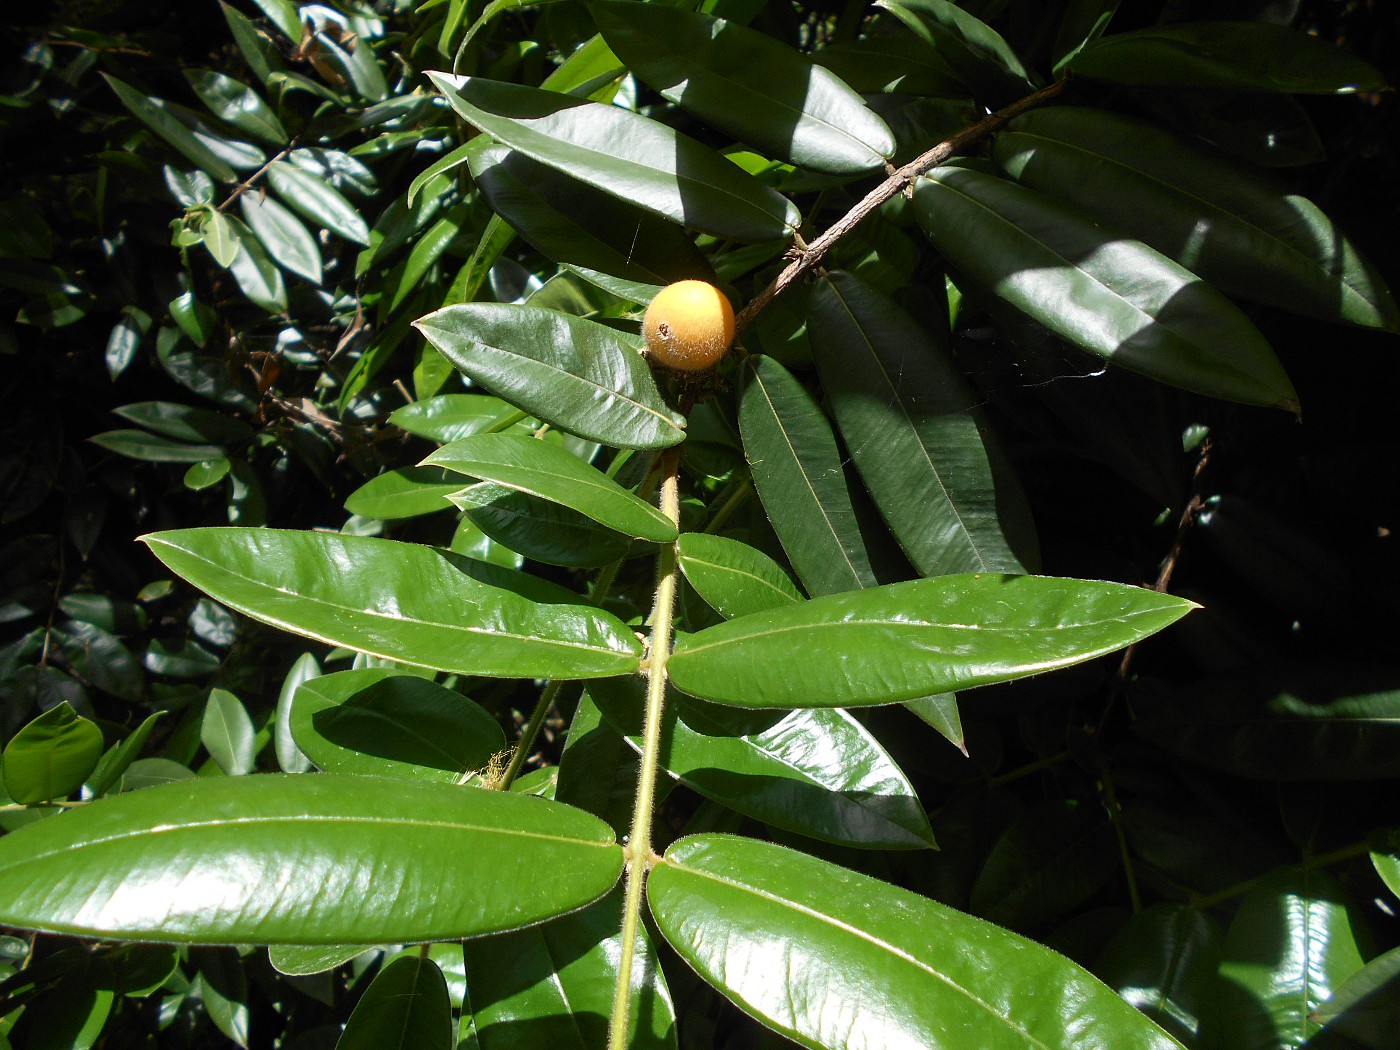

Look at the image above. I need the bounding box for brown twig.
[216,143,298,214]
[733,76,1071,335]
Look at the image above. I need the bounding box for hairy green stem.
[607,449,681,1050]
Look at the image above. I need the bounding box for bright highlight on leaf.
[0,775,624,944]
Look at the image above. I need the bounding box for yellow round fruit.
[642,280,735,372]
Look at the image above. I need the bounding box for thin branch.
[734,76,1071,335]
[216,142,298,214]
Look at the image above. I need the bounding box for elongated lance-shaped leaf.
[266,161,370,245]
[913,165,1297,410]
[0,774,623,944]
[141,528,642,679]
[338,955,452,1050]
[424,433,676,542]
[1067,21,1386,94]
[810,271,1037,576]
[739,355,876,597]
[876,0,1035,104]
[593,3,893,176]
[463,889,677,1050]
[667,574,1196,708]
[451,482,632,568]
[676,533,802,620]
[290,668,506,783]
[470,143,713,286]
[994,107,1399,331]
[589,676,933,849]
[1203,866,1365,1049]
[426,73,800,243]
[1094,904,1222,1046]
[649,834,1186,1050]
[414,303,685,450]
[103,74,238,182]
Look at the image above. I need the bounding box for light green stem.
[607,449,681,1050]
[497,679,561,791]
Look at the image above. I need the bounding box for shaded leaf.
[913,165,1297,410]
[141,528,642,679]
[811,270,1037,576]
[594,3,892,175]
[1311,945,1400,1049]
[451,482,632,568]
[739,354,876,597]
[994,107,1398,331]
[649,834,1184,1049]
[464,889,676,1050]
[104,74,237,182]
[470,143,712,285]
[1095,905,1222,1048]
[1134,662,1400,780]
[291,668,505,783]
[877,0,1035,104]
[1068,22,1386,94]
[668,574,1196,708]
[338,955,451,1050]
[0,775,622,943]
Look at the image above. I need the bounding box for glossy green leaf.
[1202,866,1365,1049]
[201,209,240,267]
[450,482,632,568]
[338,955,451,1050]
[1134,662,1400,780]
[970,800,1118,932]
[389,394,518,445]
[594,3,892,175]
[0,774,623,943]
[103,75,238,182]
[201,688,256,776]
[913,166,1297,410]
[1094,904,1222,1048]
[185,70,287,144]
[266,161,371,245]
[249,0,300,41]
[343,467,461,520]
[811,271,1036,576]
[9,982,112,1050]
[225,216,288,313]
[994,107,1399,331]
[221,2,284,87]
[141,528,643,679]
[813,34,964,97]
[1053,0,1121,69]
[649,834,1185,1049]
[275,653,319,774]
[239,191,322,284]
[469,143,712,285]
[1311,944,1400,1048]
[590,676,932,848]
[111,401,253,445]
[2,702,104,805]
[86,713,163,798]
[414,303,685,449]
[426,434,675,542]
[877,0,1034,103]
[191,946,249,1047]
[426,73,799,243]
[464,889,676,1050]
[738,354,876,597]
[676,533,801,620]
[904,693,964,752]
[89,430,226,463]
[668,574,1196,708]
[1068,22,1386,94]
[291,668,506,783]
[268,943,372,976]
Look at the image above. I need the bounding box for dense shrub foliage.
[2,1,1399,1048]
